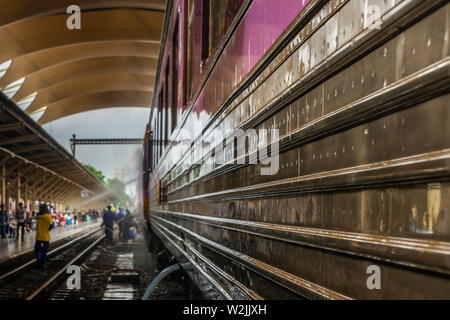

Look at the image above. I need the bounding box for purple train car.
[142,0,450,299]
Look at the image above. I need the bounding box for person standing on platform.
[15,203,27,241]
[7,211,15,238]
[0,204,8,239]
[52,210,58,229]
[123,210,135,240]
[117,208,125,240]
[64,212,70,227]
[26,211,33,232]
[35,203,54,269]
[101,205,117,244]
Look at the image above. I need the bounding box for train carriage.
[142,0,450,299]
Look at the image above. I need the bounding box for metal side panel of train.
[142,0,450,299]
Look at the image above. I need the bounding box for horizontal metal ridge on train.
[153,219,353,300]
[153,209,450,275]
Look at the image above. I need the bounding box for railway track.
[0,227,105,300]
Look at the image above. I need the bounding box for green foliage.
[105,177,133,208]
[84,164,106,184]
[83,164,132,208]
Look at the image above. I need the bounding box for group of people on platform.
[0,202,99,241]
[0,202,35,240]
[52,210,99,228]
[0,202,135,269]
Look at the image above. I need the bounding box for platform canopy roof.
[0,91,118,203]
[0,0,165,124]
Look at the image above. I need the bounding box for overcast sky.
[42,107,150,197]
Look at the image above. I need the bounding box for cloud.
[42,107,150,197]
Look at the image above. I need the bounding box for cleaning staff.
[35,204,54,268]
[101,205,117,244]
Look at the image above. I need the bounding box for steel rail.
[26,233,105,300]
[0,226,102,283]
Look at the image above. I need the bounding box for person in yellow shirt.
[35,203,54,268]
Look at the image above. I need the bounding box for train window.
[155,113,158,164]
[224,0,246,29]
[158,91,163,159]
[186,0,211,100]
[208,1,225,55]
[151,116,156,169]
[208,0,246,58]
[160,101,165,156]
[154,113,157,166]
[171,17,179,131]
[161,185,168,203]
[157,180,168,204]
[186,0,195,101]
[149,130,154,172]
[185,0,245,101]
[157,180,161,204]
[164,62,170,146]
[201,0,210,62]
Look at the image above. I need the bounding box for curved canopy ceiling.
[0,0,165,124]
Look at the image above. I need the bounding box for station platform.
[0,221,101,264]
